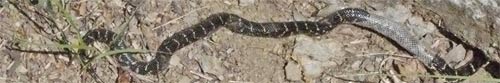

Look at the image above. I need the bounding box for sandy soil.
[0,0,498,83]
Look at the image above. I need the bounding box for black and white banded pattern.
[81,8,456,75]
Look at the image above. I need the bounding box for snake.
[81,8,456,75]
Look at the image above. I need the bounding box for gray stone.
[238,0,255,7]
[293,35,344,61]
[199,55,226,76]
[443,44,466,67]
[285,61,302,81]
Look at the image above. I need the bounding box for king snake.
[81,8,456,75]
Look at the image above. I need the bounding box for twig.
[190,70,214,80]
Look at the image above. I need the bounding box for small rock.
[238,0,255,7]
[199,55,226,76]
[292,35,347,80]
[351,60,362,70]
[454,50,474,68]
[183,12,199,25]
[293,35,344,61]
[302,60,323,79]
[285,61,302,81]
[362,60,376,71]
[407,16,437,37]
[375,57,383,63]
[178,76,193,83]
[293,12,307,21]
[169,55,183,67]
[443,44,467,67]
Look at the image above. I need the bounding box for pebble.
[302,60,322,79]
[199,55,226,76]
[285,61,302,81]
[169,55,183,67]
[183,12,199,26]
[291,35,346,80]
[443,44,467,67]
[351,60,362,70]
[407,15,437,37]
[362,60,375,71]
[238,0,255,7]
[293,36,344,61]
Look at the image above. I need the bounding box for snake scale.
[81,8,456,75]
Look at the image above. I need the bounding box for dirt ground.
[0,0,499,83]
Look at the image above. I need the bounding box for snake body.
[82,8,455,75]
